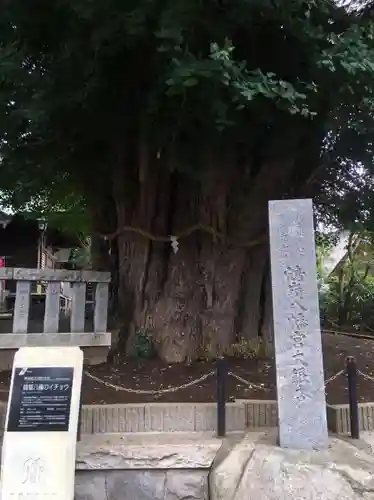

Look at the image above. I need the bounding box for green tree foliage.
[1,0,374,360]
[321,275,374,332]
[0,1,373,207]
[319,229,374,332]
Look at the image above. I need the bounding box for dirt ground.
[0,332,373,405]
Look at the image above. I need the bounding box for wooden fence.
[0,268,111,350]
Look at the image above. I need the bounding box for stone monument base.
[210,430,374,500]
[13,429,374,500]
[75,432,222,500]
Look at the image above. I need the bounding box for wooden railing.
[0,268,111,350]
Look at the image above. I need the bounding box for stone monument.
[268,198,328,450]
[0,346,83,500]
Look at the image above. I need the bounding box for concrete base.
[0,430,372,500]
[76,432,223,469]
[74,432,223,500]
[72,431,374,499]
[76,469,208,500]
[210,430,374,500]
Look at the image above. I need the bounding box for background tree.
[317,227,374,333]
[1,0,374,362]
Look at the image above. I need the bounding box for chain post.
[216,357,227,438]
[346,356,359,439]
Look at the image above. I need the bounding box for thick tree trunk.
[260,267,274,343]
[236,244,269,341]
[198,163,247,358]
[106,156,297,363]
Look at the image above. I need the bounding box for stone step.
[76,431,225,470]
[74,432,226,500]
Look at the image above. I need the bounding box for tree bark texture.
[101,153,300,363]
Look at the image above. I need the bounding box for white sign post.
[0,347,83,500]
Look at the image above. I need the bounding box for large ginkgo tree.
[1,0,374,361]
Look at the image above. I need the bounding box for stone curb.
[75,432,223,470]
[80,401,258,433]
[326,402,374,434]
[0,400,372,434]
[0,400,275,433]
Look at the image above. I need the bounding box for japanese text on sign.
[7,367,74,432]
[22,384,69,392]
[280,218,311,402]
[279,214,306,259]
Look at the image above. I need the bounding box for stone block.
[144,404,195,432]
[194,404,215,432]
[210,430,374,500]
[76,432,222,470]
[75,470,209,500]
[245,400,278,428]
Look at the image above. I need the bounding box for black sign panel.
[7,367,74,432]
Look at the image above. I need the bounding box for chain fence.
[84,369,272,395]
[227,372,269,391]
[84,359,374,440]
[84,366,350,396]
[321,367,374,390]
[81,327,374,398]
[324,369,345,387]
[84,369,216,395]
[357,369,374,382]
